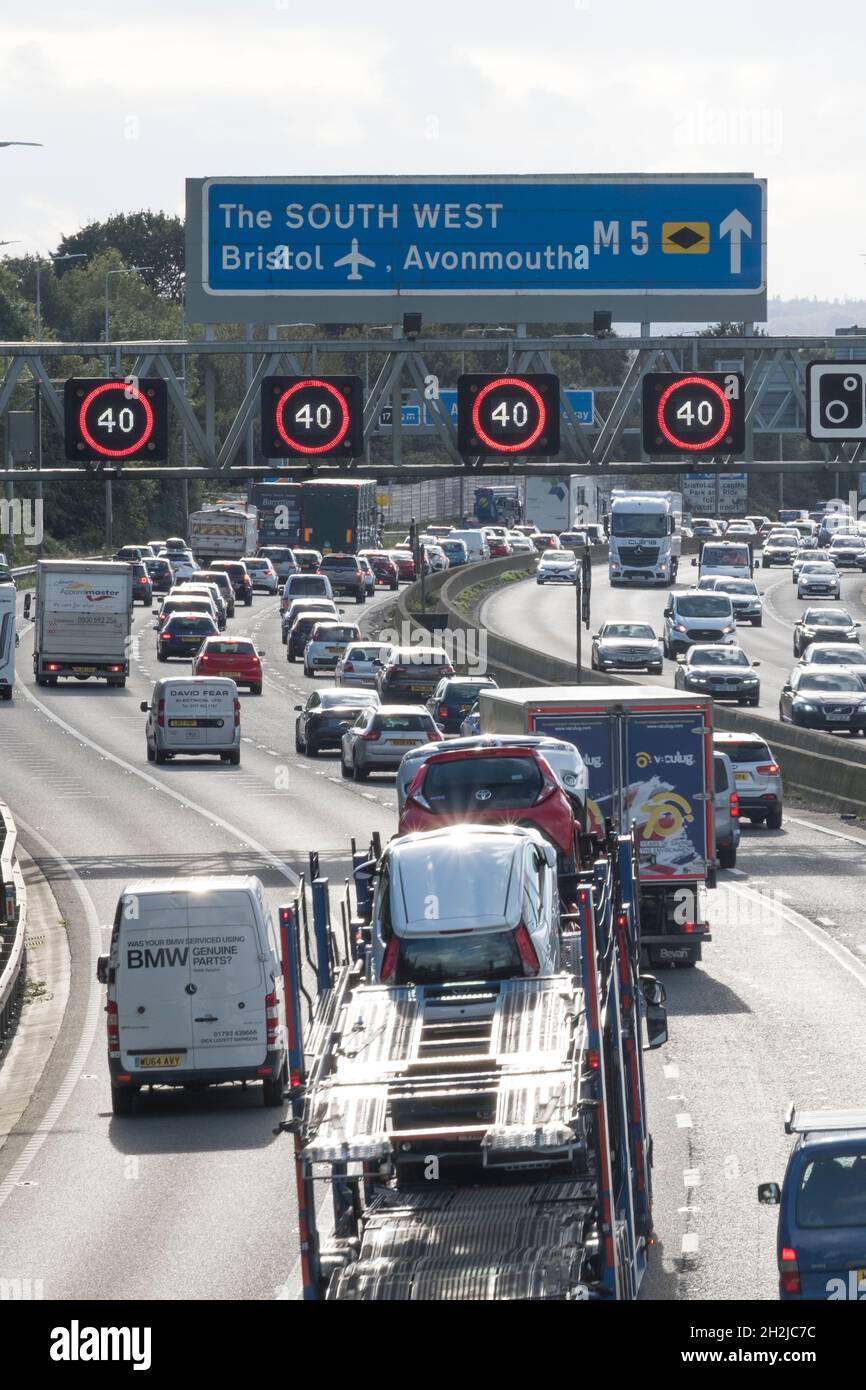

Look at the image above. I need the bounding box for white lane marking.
[681,1233,700,1255]
[818,916,836,927]
[17,682,301,890]
[725,868,747,878]
[683,1169,701,1188]
[787,814,866,848]
[663,1063,680,1080]
[676,1113,693,1129]
[0,821,102,1213]
[724,880,866,992]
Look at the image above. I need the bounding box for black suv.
[131,561,153,607]
[197,569,236,618]
[145,557,174,593]
[319,554,366,604]
[210,560,253,606]
[426,676,499,733]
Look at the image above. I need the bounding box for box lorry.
[524,474,598,533]
[188,506,258,565]
[249,482,302,547]
[27,561,134,688]
[478,685,715,966]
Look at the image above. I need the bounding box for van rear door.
[187,890,267,1069]
[203,680,237,748]
[117,891,194,1075]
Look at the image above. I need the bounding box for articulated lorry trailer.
[479,686,715,967]
[27,561,134,688]
[281,828,667,1301]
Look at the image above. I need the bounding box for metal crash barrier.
[0,800,27,1062]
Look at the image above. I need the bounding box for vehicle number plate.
[169,719,199,727]
[833,711,852,720]
[735,771,750,781]
[390,739,415,746]
[72,665,95,673]
[136,1054,182,1068]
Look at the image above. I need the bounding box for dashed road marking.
[663,1063,680,1080]
[676,1113,693,1129]
[683,1169,701,1188]
[681,1233,700,1255]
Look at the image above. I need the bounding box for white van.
[280,572,334,611]
[693,540,753,581]
[446,529,490,563]
[97,876,287,1114]
[0,585,17,700]
[142,677,241,764]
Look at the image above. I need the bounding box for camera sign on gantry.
[184,174,766,326]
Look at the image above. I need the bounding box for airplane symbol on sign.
[333,238,376,281]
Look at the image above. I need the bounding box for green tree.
[54,211,184,302]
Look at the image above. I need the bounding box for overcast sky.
[1,0,862,307]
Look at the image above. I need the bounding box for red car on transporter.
[398,745,584,875]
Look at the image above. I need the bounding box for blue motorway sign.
[185,175,767,326]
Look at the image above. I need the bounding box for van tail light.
[106,998,120,1055]
[234,698,241,728]
[757,764,780,775]
[730,791,740,819]
[265,989,280,1048]
[514,924,540,976]
[779,1247,800,1296]
[156,699,165,728]
[380,936,399,982]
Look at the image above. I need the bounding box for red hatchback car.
[399,745,581,873]
[192,636,265,693]
[387,548,416,582]
[359,549,400,590]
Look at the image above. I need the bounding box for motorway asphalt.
[483,555,866,725]
[0,574,865,1300]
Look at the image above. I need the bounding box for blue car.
[759,1105,866,1300]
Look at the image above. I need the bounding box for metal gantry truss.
[0,332,863,481]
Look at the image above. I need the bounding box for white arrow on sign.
[719,209,753,275]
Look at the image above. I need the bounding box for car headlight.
[687,675,707,684]
[744,676,759,684]
[721,625,735,635]
[674,623,688,633]
[794,700,817,711]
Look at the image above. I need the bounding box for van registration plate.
[169,719,199,727]
[136,1054,182,1068]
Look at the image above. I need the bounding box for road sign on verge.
[185,174,766,325]
[806,362,866,440]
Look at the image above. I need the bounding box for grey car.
[590,621,663,674]
[705,577,764,626]
[674,644,761,705]
[713,750,740,870]
[713,731,782,829]
[341,706,441,780]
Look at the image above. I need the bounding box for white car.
[335,641,392,688]
[797,561,841,600]
[792,549,832,583]
[160,552,199,580]
[303,620,362,677]
[242,556,279,594]
[507,533,535,555]
[536,550,577,584]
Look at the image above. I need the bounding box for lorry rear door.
[528,709,616,838]
[623,709,712,882]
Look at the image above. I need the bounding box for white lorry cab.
[142,677,241,765]
[97,877,287,1114]
[608,490,682,586]
[0,584,17,700]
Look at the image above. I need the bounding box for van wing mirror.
[23,592,32,618]
[691,557,697,566]
[640,974,668,1050]
[96,954,110,985]
[140,701,150,713]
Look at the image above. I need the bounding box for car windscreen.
[677,595,733,617]
[373,714,434,732]
[717,740,773,764]
[319,556,356,569]
[312,626,357,642]
[166,618,216,634]
[288,577,328,594]
[801,564,837,574]
[394,929,522,985]
[292,615,332,635]
[715,580,758,594]
[603,624,656,639]
[701,546,750,567]
[205,641,254,654]
[320,691,377,709]
[809,648,866,665]
[805,611,853,626]
[443,683,495,700]
[689,649,749,666]
[611,512,666,538]
[796,1152,866,1229]
[423,756,543,811]
[797,673,864,692]
[344,646,387,661]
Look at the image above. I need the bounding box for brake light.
[361,729,381,742]
[265,989,280,1047]
[380,936,399,982]
[234,698,241,728]
[779,1247,800,1296]
[199,653,209,662]
[161,632,171,640]
[342,662,354,673]
[514,924,540,976]
[156,699,165,728]
[439,705,449,719]
[47,663,59,671]
[730,792,739,819]
[757,764,780,775]
[106,998,120,1055]
[139,575,148,584]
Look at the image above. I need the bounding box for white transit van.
[446,529,490,563]
[97,877,287,1114]
[693,540,753,581]
[141,677,241,764]
[0,585,17,700]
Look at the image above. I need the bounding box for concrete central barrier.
[386,554,866,814]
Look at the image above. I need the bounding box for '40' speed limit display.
[261,376,364,459]
[64,378,168,461]
[641,372,745,457]
[457,374,560,456]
